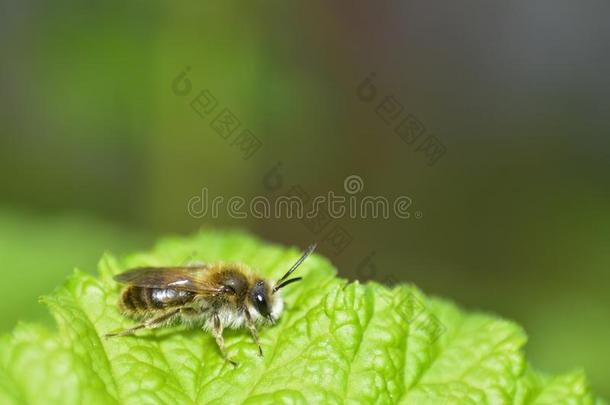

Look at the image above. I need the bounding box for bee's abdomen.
[120,286,195,314]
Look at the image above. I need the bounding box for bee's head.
[250,280,282,324]
[250,244,316,324]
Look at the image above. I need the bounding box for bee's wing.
[113,266,222,294]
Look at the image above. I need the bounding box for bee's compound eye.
[255,293,268,314]
[251,281,270,317]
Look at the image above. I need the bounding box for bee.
[105,244,316,366]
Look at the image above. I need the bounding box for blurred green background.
[1,0,609,396]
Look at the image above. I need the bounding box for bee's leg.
[244,308,263,357]
[212,312,238,367]
[105,308,181,338]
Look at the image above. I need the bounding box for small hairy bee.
[105,244,315,366]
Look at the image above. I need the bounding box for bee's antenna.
[273,277,302,292]
[273,243,316,293]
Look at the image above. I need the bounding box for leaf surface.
[0,231,602,404]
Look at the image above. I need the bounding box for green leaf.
[0,231,603,404]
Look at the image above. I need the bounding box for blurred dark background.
[1,0,608,396]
